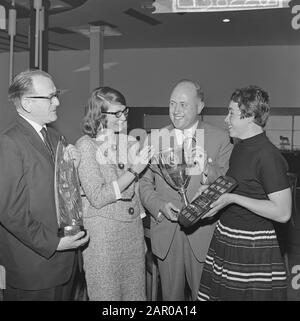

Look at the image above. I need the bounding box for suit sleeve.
[0,135,59,259]
[206,133,232,183]
[139,167,167,220]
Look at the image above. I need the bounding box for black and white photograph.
[0,0,300,309]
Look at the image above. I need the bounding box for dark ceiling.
[0,0,299,53]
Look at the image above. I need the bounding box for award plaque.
[178,176,238,228]
[54,136,84,237]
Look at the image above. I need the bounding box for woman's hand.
[129,143,155,174]
[201,193,234,219]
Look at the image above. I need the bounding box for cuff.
[156,210,164,223]
[202,172,208,184]
[112,181,122,200]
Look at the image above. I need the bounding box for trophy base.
[58,225,85,237]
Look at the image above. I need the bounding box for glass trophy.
[149,136,208,213]
[54,136,84,237]
[150,145,191,207]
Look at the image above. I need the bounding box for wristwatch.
[127,167,139,182]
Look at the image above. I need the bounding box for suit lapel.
[16,115,55,167]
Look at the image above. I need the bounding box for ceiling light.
[222,18,230,23]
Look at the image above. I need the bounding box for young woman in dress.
[197,86,291,301]
[76,87,153,301]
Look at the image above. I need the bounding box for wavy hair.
[231,85,270,128]
[82,86,126,138]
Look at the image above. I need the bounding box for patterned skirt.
[197,220,287,301]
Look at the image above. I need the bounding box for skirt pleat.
[197,220,287,301]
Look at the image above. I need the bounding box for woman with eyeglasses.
[76,87,154,301]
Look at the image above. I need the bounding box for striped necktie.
[40,127,55,162]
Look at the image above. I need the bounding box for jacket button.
[128,207,134,215]
[118,163,124,169]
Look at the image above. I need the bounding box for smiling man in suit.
[140,79,232,301]
[0,69,89,301]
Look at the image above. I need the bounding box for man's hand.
[161,202,180,222]
[65,144,81,168]
[57,230,89,251]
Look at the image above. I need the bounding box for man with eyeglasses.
[0,69,89,301]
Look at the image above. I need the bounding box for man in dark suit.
[0,69,89,301]
[140,79,232,300]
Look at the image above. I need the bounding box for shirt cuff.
[202,172,208,184]
[156,210,164,222]
[112,181,122,200]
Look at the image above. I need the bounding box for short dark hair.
[8,69,52,106]
[82,86,126,138]
[230,85,270,127]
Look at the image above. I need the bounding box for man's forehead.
[32,75,54,86]
[31,75,55,92]
[171,83,197,98]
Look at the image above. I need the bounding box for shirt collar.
[18,113,45,134]
[174,120,199,145]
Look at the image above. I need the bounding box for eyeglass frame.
[102,106,129,119]
[24,90,61,103]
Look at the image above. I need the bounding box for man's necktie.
[40,127,55,162]
[183,133,194,160]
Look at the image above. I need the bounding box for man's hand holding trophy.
[148,134,209,223]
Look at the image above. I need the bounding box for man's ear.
[21,97,31,113]
[197,100,205,114]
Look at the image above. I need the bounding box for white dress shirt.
[173,120,199,146]
[18,113,46,142]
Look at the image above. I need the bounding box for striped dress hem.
[197,220,287,301]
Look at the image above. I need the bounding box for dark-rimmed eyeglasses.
[102,107,129,118]
[25,90,61,103]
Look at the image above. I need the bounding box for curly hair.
[230,85,270,127]
[82,86,126,138]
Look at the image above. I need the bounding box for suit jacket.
[0,115,75,290]
[139,120,233,261]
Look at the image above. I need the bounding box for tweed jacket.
[76,134,144,222]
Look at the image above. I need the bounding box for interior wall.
[0,45,299,143]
